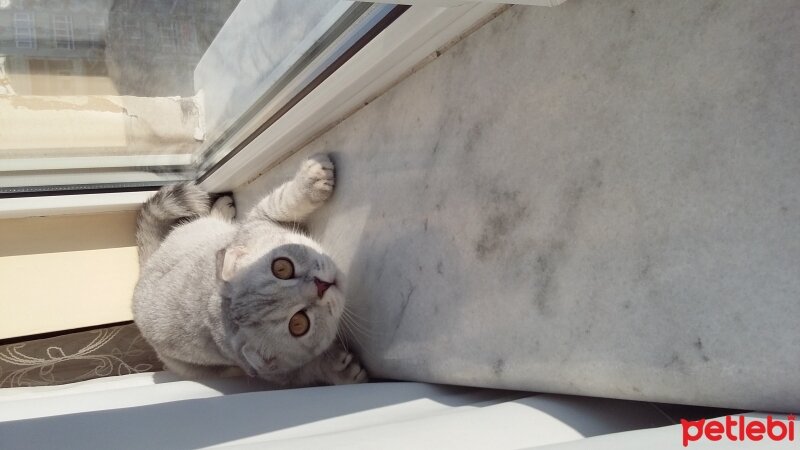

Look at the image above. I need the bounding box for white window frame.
[13,12,36,49]
[125,19,144,42]
[0,1,565,218]
[198,2,506,192]
[158,21,178,52]
[88,16,107,48]
[0,191,155,219]
[177,22,199,53]
[53,14,76,50]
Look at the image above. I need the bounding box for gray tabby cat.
[132,154,367,387]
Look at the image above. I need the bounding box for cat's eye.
[289,311,310,337]
[271,257,295,279]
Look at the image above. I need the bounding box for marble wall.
[235,0,800,411]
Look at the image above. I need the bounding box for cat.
[132,154,367,387]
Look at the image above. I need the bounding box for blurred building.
[0,0,238,96]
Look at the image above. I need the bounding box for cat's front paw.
[324,346,368,385]
[297,154,335,204]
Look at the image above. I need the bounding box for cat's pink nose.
[314,277,334,298]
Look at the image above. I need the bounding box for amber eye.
[289,311,310,337]
[271,257,294,279]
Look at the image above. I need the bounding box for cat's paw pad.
[328,348,368,385]
[297,154,335,203]
[211,195,236,221]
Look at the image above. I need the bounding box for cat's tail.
[136,182,211,267]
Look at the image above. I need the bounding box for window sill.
[0,191,155,219]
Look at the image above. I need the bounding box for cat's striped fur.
[132,155,367,386]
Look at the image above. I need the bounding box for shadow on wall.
[303,151,503,385]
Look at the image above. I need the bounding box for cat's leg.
[210,195,236,222]
[160,354,244,379]
[246,154,334,224]
[315,343,368,385]
[283,342,368,387]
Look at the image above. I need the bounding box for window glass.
[1,0,242,193]
[0,0,391,195]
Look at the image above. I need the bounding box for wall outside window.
[0,211,139,340]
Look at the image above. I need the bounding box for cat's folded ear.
[217,246,248,282]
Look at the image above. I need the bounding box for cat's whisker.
[338,316,363,350]
[352,308,393,330]
[342,328,367,354]
[342,304,369,320]
[330,237,349,257]
[322,238,345,261]
[340,313,365,340]
[341,310,379,340]
[335,326,350,352]
[322,228,348,255]
[338,321,378,359]
[343,306,387,330]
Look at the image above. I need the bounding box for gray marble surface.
[235,0,800,411]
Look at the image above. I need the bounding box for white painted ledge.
[0,191,154,219]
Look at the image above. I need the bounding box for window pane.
[194,0,356,172]
[0,0,242,193]
[0,1,391,195]
[13,12,36,49]
[52,15,74,50]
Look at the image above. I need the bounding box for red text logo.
[681,415,796,447]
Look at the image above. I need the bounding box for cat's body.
[132,155,366,387]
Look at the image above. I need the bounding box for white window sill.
[0,191,155,220]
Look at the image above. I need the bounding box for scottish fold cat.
[132,155,367,387]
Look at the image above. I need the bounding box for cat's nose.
[314,277,334,299]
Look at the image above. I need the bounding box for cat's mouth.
[318,287,344,318]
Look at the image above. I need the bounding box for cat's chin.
[321,290,346,320]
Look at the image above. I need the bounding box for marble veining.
[235,0,800,411]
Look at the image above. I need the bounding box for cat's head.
[217,236,344,379]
